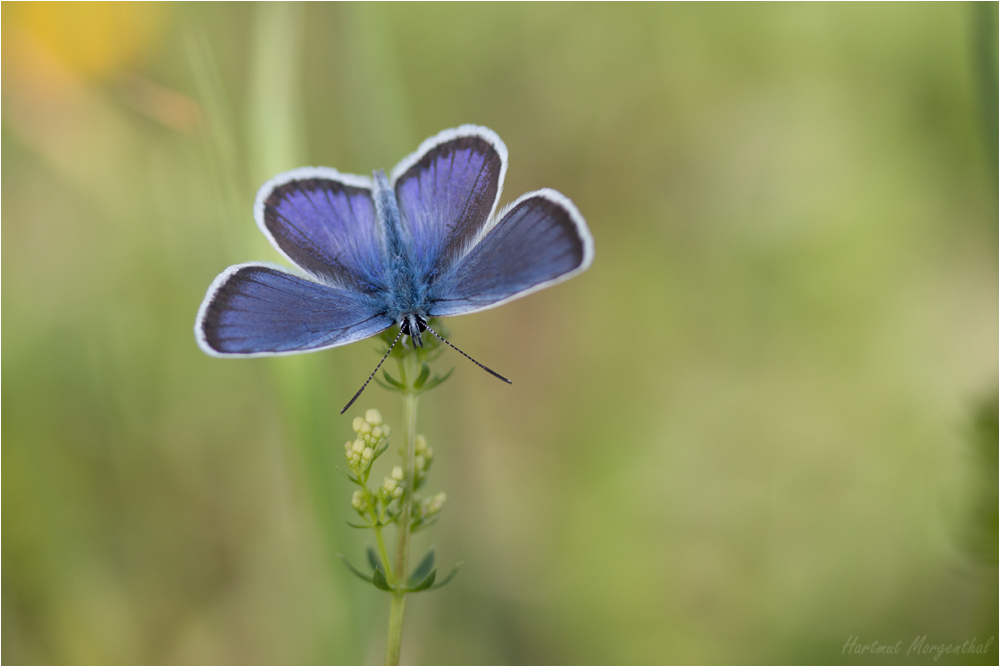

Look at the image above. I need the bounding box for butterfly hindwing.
[391,126,507,280]
[428,189,593,317]
[196,263,394,357]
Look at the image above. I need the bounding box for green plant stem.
[365,491,397,588]
[385,592,407,665]
[395,390,419,578]
[384,352,419,665]
[373,524,396,588]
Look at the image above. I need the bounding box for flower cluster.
[417,492,447,519]
[343,409,449,536]
[412,435,434,489]
[344,409,391,481]
[343,409,396,528]
[381,465,404,502]
[337,398,461,657]
[409,434,444,532]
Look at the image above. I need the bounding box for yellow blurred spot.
[3,2,168,82]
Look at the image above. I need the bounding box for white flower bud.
[425,447,433,460]
[351,490,365,510]
[383,477,397,494]
[431,492,446,511]
[344,441,353,454]
[362,447,373,461]
[391,466,404,481]
[415,435,427,454]
[414,455,426,471]
[381,424,391,437]
[352,439,365,454]
[365,409,383,425]
[359,421,372,435]
[392,487,402,498]
[352,416,364,433]
[371,426,382,439]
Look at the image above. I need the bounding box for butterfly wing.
[196,263,394,357]
[391,125,507,280]
[427,189,593,317]
[255,167,387,294]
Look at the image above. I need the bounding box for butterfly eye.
[399,315,428,338]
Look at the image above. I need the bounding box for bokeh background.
[3,3,997,664]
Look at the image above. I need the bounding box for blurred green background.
[3,2,997,664]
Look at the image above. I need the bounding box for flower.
[351,490,365,510]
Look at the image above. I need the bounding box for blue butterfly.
[195,125,594,410]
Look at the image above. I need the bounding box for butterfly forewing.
[392,126,507,280]
[255,168,387,293]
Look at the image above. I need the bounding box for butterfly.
[195,125,594,411]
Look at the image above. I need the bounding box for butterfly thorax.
[372,170,432,338]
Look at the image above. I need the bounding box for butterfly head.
[399,314,428,348]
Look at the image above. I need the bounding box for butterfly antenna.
[424,324,512,384]
[341,327,404,414]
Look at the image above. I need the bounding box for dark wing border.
[390,124,507,196]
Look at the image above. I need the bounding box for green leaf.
[334,466,361,485]
[405,567,437,592]
[421,367,454,391]
[413,363,431,389]
[366,547,381,573]
[419,346,445,364]
[429,563,462,590]
[337,554,374,583]
[372,566,392,591]
[381,370,405,388]
[345,521,372,529]
[411,515,440,533]
[408,549,435,586]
